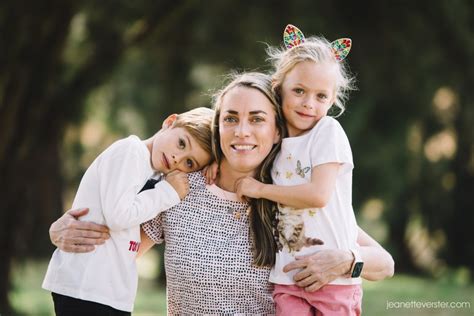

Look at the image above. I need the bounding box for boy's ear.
[162,114,178,129]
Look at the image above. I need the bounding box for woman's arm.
[49,208,110,252]
[235,163,340,209]
[357,226,395,281]
[284,226,394,292]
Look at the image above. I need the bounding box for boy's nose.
[171,154,179,164]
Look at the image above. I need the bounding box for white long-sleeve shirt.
[42,135,180,312]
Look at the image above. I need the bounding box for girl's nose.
[303,99,314,109]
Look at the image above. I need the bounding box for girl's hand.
[202,161,219,184]
[50,208,110,253]
[235,177,264,201]
[283,249,353,292]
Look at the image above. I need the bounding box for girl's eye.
[178,138,186,149]
[186,159,194,169]
[294,88,304,95]
[318,93,328,100]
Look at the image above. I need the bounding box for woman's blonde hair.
[267,36,356,116]
[212,72,286,267]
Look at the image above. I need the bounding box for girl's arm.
[235,162,340,209]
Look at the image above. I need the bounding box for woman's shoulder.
[188,171,207,190]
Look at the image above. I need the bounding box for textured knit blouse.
[142,172,275,315]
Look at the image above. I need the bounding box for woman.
[49,73,394,314]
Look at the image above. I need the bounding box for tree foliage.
[1,0,473,313]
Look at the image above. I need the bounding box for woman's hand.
[284,227,395,292]
[50,208,110,253]
[283,249,353,292]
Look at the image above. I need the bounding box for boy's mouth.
[162,153,170,169]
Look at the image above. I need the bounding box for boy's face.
[150,126,211,173]
[281,61,336,137]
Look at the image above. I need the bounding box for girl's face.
[218,86,280,175]
[281,61,337,137]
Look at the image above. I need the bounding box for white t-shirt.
[42,135,180,312]
[269,117,360,285]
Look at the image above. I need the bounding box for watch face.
[351,262,364,278]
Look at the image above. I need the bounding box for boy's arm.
[236,162,340,209]
[100,148,181,231]
[137,227,155,258]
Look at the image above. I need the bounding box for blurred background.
[1,0,473,315]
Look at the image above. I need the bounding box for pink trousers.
[273,284,362,316]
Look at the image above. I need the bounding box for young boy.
[42,107,214,315]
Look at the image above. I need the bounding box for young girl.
[233,25,362,315]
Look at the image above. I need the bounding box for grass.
[9,260,473,315]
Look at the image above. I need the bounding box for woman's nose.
[234,121,250,137]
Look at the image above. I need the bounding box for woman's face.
[218,86,280,175]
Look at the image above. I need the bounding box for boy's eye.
[186,159,194,169]
[178,138,186,149]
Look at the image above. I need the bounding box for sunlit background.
[2,0,474,315]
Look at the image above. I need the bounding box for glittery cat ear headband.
[283,24,352,61]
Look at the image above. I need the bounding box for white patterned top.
[142,172,275,315]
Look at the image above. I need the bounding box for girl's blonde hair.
[212,72,286,267]
[267,36,356,116]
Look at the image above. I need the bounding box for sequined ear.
[283,24,305,49]
[331,38,352,61]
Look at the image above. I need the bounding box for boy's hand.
[235,176,264,201]
[166,170,189,200]
[202,161,219,184]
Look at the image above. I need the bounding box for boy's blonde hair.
[172,107,214,157]
[267,36,356,116]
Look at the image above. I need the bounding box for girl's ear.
[162,114,178,129]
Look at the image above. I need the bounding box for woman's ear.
[273,129,281,145]
[162,114,178,129]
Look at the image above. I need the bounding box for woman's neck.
[215,159,256,192]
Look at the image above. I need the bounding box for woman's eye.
[186,159,194,169]
[223,116,238,123]
[178,138,186,149]
[251,116,264,123]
